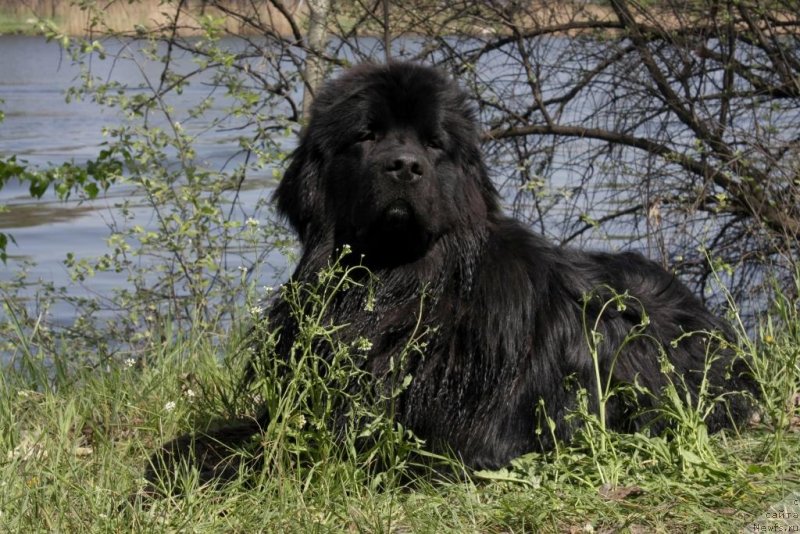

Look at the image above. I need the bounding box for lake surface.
[0,35,285,325]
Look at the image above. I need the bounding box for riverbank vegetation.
[1,0,799,530]
[0,0,300,36]
[1,262,799,531]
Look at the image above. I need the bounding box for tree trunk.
[302,0,332,119]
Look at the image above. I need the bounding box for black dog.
[147,62,754,484]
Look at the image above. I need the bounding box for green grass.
[0,11,41,35]
[1,274,799,532]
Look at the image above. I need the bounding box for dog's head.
[275,62,499,267]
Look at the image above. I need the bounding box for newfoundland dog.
[147,62,754,485]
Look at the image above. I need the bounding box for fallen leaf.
[74,446,93,457]
[599,484,645,501]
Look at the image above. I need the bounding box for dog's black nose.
[385,153,423,183]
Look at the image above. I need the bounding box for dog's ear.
[449,115,500,220]
[462,141,500,216]
[439,89,501,219]
[273,135,324,244]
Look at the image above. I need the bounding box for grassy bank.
[1,280,799,532]
[0,10,39,34]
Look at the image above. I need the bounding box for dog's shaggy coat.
[148,62,754,483]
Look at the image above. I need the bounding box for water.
[0,35,284,325]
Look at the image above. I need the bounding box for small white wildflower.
[263,285,274,294]
[238,265,248,273]
[293,414,306,429]
[354,337,373,351]
[164,401,176,412]
[250,305,264,316]
[245,217,260,227]
[124,358,135,368]
[173,121,182,131]
[184,389,196,400]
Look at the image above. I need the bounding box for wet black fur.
[146,62,754,486]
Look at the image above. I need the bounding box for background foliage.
[2,0,799,360]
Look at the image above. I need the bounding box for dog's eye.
[356,130,376,143]
[425,136,444,150]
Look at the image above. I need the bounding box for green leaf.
[680,449,704,465]
[0,231,14,264]
[84,183,99,199]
